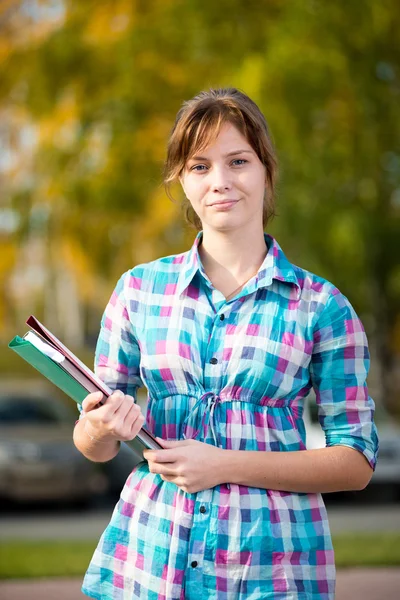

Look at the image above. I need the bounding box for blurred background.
[0,0,400,595]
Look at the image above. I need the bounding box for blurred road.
[1,503,399,540]
[1,569,400,600]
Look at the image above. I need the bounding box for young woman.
[73,88,379,600]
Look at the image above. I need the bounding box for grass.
[1,534,400,579]
[0,540,96,580]
[333,533,400,568]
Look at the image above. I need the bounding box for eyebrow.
[189,149,254,161]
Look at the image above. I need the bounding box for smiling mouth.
[209,200,239,207]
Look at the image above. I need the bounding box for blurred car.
[0,382,108,505]
[304,393,400,500]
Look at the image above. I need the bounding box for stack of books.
[9,316,161,455]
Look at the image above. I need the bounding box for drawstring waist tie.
[182,391,222,447]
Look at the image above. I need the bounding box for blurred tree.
[256,0,400,409]
[0,0,399,408]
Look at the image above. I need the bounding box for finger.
[145,448,180,464]
[81,391,104,412]
[160,474,181,486]
[102,392,135,424]
[128,411,145,440]
[107,400,142,440]
[156,438,190,449]
[106,390,126,414]
[86,393,131,433]
[160,474,186,490]
[160,474,174,482]
[147,461,177,476]
[119,398,141,431]
[113,394,137,423]
[142,449,153,461]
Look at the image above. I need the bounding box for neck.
[198,225,268,282]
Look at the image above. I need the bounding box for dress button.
[191,561,198,568]
[219,314,225,321]
[200,506,206,514]
[210,357,218,365]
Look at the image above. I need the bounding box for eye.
[190,164,208,172]
[231,159,248,166]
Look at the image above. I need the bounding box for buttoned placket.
[185,276,261,597]
[185,287,229,597]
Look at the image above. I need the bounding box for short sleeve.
[309,290,379,470]
[77,272,144,418]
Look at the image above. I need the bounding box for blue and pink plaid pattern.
[81,232,378,600]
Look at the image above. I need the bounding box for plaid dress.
[81,232,378,600]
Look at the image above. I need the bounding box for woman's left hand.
[143,438,225,494]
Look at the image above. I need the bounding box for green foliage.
[1,0,400,404]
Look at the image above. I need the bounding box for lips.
[209,200,239,207]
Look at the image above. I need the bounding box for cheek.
[237,172,263,198]
[246,171,266,200]
[184,178,206,204]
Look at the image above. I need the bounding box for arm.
[219,444,372,492]
[73,271,145,463]
[145,438,372,494]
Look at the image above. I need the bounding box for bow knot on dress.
[183,391,222,447]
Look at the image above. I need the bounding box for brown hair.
[164,87,278,230]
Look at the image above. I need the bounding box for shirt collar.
[177,231,301,299]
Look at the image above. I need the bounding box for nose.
[211,166,232,193]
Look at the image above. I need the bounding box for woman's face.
[180,123,266,233]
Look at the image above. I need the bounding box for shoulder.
[290,264,365,350]
[267,234,350,319]
[115,249,190,295]
[290,262,360,328]
[292,263,340,303]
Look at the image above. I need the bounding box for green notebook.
[9,336,90,404]
[8,316,162,455]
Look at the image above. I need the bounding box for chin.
[206,221,242,233]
